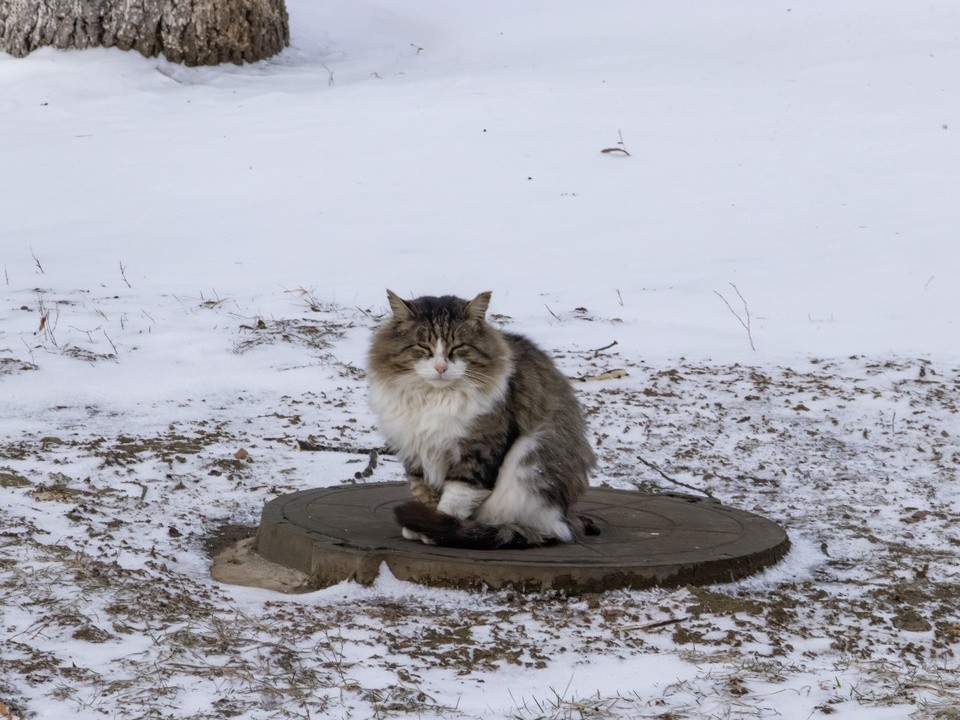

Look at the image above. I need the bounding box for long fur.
[369,290,597,550]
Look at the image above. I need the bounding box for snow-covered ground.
[1,1,959,718]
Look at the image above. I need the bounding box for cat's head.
[368,290,511,392]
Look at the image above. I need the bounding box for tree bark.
[0,0,289,65]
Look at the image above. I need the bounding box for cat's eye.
[450,342,489,360]
[405,344,432,358]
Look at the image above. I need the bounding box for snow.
[2,1,959,718]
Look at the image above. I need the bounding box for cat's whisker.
[460,369,496,383]
[459,376,498,392]
[458,376,488,387]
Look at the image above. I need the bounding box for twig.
[321,64,335,87]
[295,439,390,456]
[636,455,714,498]
[619,616,688,632]
[615,289,623,306]
[713,283,756,351]
[35,296,60,350]
[545,304,562,321]
[68,325,100,342]
[601,130,632,157]
[20,335,35,364]
[356,304,385,322]
[282,285,323,312]
[30,247,44,274]
[3,264,8,286]
[571,368,628,382]
[103,330,119,358]
[589,340,618,356]
[119,261,132,288]
[199,289,227,309]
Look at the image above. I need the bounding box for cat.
[367,289,598,549]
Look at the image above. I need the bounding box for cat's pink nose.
[434,359,449,375]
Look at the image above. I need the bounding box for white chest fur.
[369,376,502,490]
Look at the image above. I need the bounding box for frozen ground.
[1,1,959,718]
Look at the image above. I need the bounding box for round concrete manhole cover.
[255,483,789,593]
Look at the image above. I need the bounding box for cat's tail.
[394,501,557,549]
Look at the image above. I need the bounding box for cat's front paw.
[401,527,436,545]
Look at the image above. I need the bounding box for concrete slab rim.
[255,482,790,593]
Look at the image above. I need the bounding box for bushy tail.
[394,501,555,550]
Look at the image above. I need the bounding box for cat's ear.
[466,291,492,321]
[386,289,414,321]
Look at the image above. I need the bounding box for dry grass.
[1,300,958,718]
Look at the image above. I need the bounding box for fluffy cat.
[367,290,597,549]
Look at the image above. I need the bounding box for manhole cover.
[255,483,789,593]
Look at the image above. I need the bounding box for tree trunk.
[0,0,289,66]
